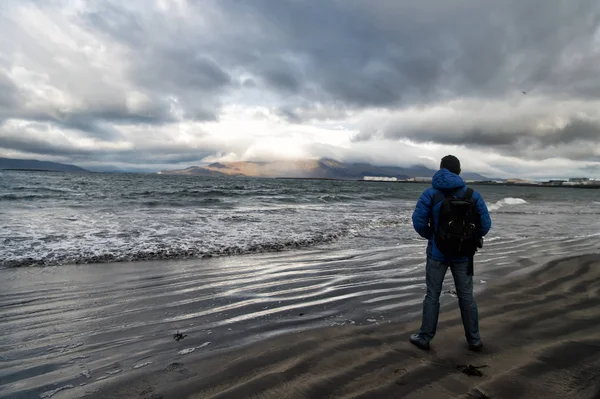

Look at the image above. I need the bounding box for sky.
[1,0,600,179]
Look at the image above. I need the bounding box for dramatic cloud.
[1,0,600,178]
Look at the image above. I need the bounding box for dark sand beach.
[88,254,600,399]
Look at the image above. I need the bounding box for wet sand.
[88,254,600,399]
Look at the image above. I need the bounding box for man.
[410,155,492,351]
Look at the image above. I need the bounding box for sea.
[1,170,599,398]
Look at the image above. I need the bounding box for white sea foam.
[488,197,528,212]
[39,385,74,398]
[133,361,153,369]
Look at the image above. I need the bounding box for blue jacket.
[411,168,492,261]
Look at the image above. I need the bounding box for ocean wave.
[10,186,71,193]
[488,197,528,212]
[318,194,353,202]
[0,232,345,268]
[1,216,410,268]
[0,194,48,201]
[140,198,225,207]
[180,189,244,197]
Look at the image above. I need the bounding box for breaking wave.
[488,197,528,212]
[1,216,409,268]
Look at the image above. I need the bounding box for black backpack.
[433,188,480,257]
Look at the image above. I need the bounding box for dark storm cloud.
[46,106,176,141]
[401,128,521,147]
[2,92,173,141]
[52,119,123,141]
[0,123,215,164]
[547,119,600,145]
[0,128,96,157]
[262,69,301,93]
[207,0,600,109]
[374,117,600,156]
[155,53,231,92]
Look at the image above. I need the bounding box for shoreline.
[87,254,600,399]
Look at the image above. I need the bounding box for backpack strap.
[433,187,468,206]
[432,190,446,207]
[462,187,474,200]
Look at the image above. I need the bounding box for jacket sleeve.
[412,189,433,239]
[475,192,492,236]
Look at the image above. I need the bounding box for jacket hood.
[432,168,466,190]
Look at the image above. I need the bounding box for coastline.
[87,254,600,399]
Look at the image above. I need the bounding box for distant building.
[409,177,433,183]
[544,180,566,186]
[363,176,398,182]
[568,177,590,183]
[564,178,597,186]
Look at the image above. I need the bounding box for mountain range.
[0,157,89,172]
[0,156,490,180]
[159,158,489,180]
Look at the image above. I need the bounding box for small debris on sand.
[166,362,184,371]
[173,331,187,342]
[456,364,489,377]
[466,388,492,398]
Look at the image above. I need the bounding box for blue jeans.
[418,257,481,344]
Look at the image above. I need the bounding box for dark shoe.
[409,334,430,350]
[468,342,483,352]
